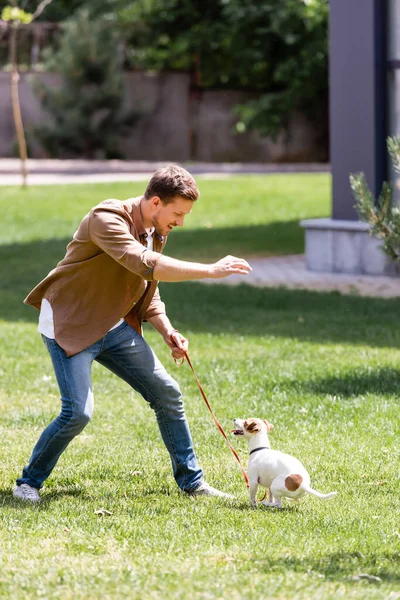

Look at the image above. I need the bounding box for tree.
[1,0,53,187]
[120,0,329,154]
[351,137,400,263]
[33,10,136,159]
[21,0,121,22]
[234,0,328,154]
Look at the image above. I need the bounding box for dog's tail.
[303,486,337,501]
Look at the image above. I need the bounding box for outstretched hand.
[210,256,252,279]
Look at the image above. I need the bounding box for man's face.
[151,196,194,236]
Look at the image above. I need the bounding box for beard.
[153,214,173,237]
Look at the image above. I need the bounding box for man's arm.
[146,313,188,360]
[146,312,174,342]
[153,254,251,282]
[89,207,251,283]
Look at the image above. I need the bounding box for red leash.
[170,332,249,488]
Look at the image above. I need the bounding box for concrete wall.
[0,71,321,162]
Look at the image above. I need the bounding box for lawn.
[1,175,399,599]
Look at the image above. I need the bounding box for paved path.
[2,159,399,298]
[0,158,329,186]
[203,255,400,298]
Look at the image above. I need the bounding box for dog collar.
[249,446,270,456]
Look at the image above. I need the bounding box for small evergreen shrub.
[33,10,136,159]
[351,137,400,263]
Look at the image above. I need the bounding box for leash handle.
[169,330,185,365]
[170,332,249,487]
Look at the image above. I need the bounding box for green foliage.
[19,0,102,22]
[33,10,136,159]
[121,0,328,147]
[5,1,329,148]
[1,6,33,23]
[235,0,328,141]
[351,137,400,262]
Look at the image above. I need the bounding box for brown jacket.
[25,196,167,356]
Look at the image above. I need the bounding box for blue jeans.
[17,321,203,491]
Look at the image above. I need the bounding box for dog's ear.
[264,419,274,432]
[244,419,262,433]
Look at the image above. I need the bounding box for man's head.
[142,164,200,236]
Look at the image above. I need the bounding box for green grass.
[0,173,329,257]
[1,176,400,599]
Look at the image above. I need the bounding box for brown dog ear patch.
[244,419,262,433]
[285,474,303,491]
[263,419,274,432]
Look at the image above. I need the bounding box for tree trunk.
[10,22,28,187]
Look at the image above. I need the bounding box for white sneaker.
[13,484,41,503]
[187,481,234,499]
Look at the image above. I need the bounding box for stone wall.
[0,71,321,162]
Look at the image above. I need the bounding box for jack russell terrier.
[233,418,337,508]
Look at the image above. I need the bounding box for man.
[13,164,251,503]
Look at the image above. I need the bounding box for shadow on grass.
[0,487,90,508]
[0,218,304,317]
[0,237,70,322]
[159,281,400,349]
[1,234,400,349]
[294,367,400,397]
[252,551,400,584]
[165,219,305,260]
[0,495,42,510]
[233,501,299,513]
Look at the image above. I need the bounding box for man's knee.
[166,375,181,396]
[60,391,94,433]
[150,376,184,417]
[69,410,92,433]
[161,379,185,417]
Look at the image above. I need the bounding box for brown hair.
[144,164,200,203]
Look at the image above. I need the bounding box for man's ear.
[150,195,161,209]
[264,419,274,432]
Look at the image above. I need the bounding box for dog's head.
[232,418,274,438]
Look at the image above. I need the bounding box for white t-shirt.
[38,227,155,339]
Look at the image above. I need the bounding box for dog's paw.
[261,500,281,508]
[250,500,257,508]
